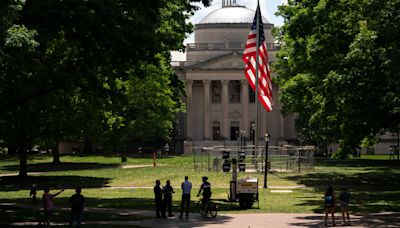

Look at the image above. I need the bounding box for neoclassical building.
[173,1,298,152]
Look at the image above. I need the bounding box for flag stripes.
[242,4,273,112]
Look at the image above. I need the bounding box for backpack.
[324,195,333,206]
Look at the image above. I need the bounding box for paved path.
[2,203,399,227]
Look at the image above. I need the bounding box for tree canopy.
[274,0,400,158]
[0,0,212,176]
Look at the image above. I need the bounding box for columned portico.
[222,80,229,139]
[173,2,299,153]
[203,80,211,140]
[186,80,193,139]
[241,80,249,138]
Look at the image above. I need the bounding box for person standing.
[339,187,351,225]
[324,186,336,226]
[42,187,64,227]
[163,180,175,217]
[30,184,37,203]
[69,187,86,228]
[179,176,192,219]
[197,176,211,214]
[154,180,164,218]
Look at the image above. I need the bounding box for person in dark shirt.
[154,180,165,218]
[30,184,37,203]
[163,180,175,217]
[324,186,336,226]
[197,176,211,213]
[69,187,86,228]
[339,187,351,225]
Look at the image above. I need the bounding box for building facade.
[173,2,298,153]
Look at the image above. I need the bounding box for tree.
[274,0,400,158]
[0,0,212,176]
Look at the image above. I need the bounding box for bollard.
[153,152,156,167]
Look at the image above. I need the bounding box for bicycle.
[196,199,218,218]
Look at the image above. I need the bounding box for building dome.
[199,6,270,25]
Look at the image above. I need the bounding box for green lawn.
[0,154,399,224]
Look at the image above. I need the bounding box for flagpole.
[254,0,260,171]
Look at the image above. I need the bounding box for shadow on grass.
[317,158,400,168]
[0,203,148,226]
[289,212,400,227]
[286,158,400,213]
[0,175,111,191]
[0,197,236,227]
[1,162,121,173]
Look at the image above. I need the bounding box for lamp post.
[251,122,256,146]
[263,133,270,188]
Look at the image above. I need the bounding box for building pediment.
[229,111,241,119]
[186,52,245,70]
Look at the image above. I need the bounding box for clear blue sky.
[185,0,287,44]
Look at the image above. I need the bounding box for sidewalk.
[2,203,399,227]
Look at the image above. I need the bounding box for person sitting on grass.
[324,186,336,226]
[339,187,351,225]
[42,187,64,227]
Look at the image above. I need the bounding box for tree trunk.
[52,143,61,164]
[18,142,28,177]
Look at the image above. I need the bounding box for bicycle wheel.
[208,203,218,218]
[197,201,206,216]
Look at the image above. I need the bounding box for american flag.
[242,4,273,112]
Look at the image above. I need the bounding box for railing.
[193,145,315,173]
[186,42,279,51]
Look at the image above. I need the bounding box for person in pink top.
[42,187,64,227]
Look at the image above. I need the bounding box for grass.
[0,153,399,224]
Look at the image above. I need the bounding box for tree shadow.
[0,196,235,227]
[289,213,400,227]
[0,175,111,191]
[1,162,121,172]
[317,158,400,168]
[285,159,400,213]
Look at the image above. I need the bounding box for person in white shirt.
[179,176,192,219]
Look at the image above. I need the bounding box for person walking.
[179,176,192,219]
[154,180,165,218]
[163,180,175,217]
[339,187,351,225]
[324,186,336,226]
[42,187,64,227]
[69,187,86,228]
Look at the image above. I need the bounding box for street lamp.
[263,133,270,188]
[251,122,256,146]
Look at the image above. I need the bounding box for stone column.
[222,80,229,140]
[203,80,211,140]
[186,80,193,139]
[241,80,249,138]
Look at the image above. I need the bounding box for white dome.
[199,6,270,24]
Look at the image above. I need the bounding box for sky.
[184,0,287,44]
